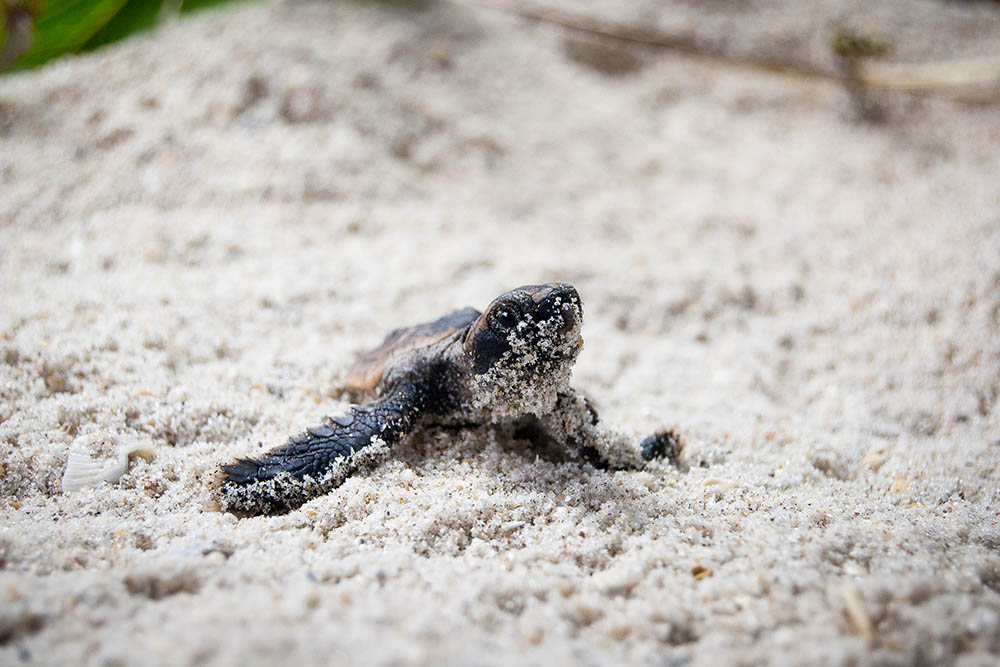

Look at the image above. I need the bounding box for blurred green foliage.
[1,0,252,72]
[830,26,889,65]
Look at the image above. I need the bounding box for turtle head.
[463,283,583,416]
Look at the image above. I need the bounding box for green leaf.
[14,0,129,69]
[3,0,256,72]
[180,0,244,12]
[1,10,9,60]
[83,0,165,51]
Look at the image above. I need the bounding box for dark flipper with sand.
[218,380,425,514]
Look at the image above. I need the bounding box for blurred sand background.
[1,1,999,665]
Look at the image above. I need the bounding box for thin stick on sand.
[460,0,1000,101]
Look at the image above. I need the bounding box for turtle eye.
[491,302,522,333]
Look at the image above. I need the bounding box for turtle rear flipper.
[219,381,424,514]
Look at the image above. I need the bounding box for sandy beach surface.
[1,1,999,665]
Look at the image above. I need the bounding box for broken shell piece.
[703,477,739,492]
[62,434,155,493]
[500,520,526,535]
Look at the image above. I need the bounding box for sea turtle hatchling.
[219,283,678,514]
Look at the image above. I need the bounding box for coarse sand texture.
[1,1,999,666]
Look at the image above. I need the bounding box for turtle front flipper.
[218,381,425,514]
[536,390,681,470]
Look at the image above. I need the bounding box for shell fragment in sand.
[61,435,155,493]
[839,581,877,648]
[703,477,740,492]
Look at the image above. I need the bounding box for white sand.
[1,1,999,665]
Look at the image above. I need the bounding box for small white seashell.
[500,521,526,535]
[61,434,155,493]
[703,477,740,492]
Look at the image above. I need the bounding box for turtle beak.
[557,302,578,334]
[537,284,581,335]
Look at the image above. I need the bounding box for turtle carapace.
[219,283,676,514]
